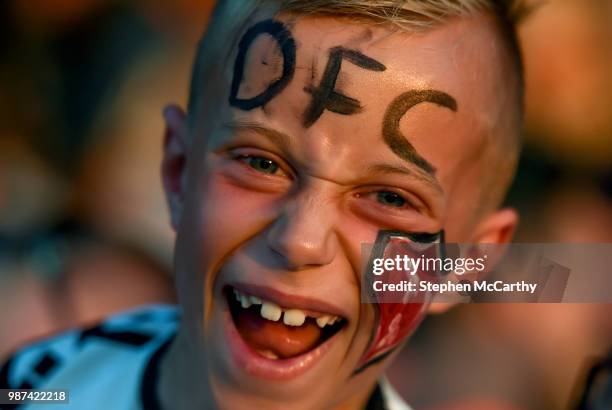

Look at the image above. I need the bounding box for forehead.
[212,13,506,183]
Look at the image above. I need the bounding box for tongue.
[235,307,322,358]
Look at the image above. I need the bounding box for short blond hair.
[189,0,528,210]
[279,0,526,30]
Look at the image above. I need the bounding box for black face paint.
[229,19,296,111]
[303,47,386,128]
[383,90,457,174]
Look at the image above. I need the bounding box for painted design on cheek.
[229,19,296,111]
[383,90,457,174]
[303,47,386,128]
[354,229,445,375]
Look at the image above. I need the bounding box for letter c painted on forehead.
[383,90,457,174]
[229,19,296,110]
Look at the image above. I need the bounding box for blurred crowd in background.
[0,1,610,409]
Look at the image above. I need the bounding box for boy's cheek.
[196,175,281,262]
[176,175,282,321]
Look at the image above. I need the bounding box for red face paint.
[356,231,444,372]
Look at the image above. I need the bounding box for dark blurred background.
[0,1,610,409]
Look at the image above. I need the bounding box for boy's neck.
[158,329,377,410]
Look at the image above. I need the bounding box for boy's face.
[163,12,517,410]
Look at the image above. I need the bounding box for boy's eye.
[376,191,407,208]
[241,156,280,175]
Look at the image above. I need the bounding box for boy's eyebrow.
[367,163,443,194]
[223,121,294,152]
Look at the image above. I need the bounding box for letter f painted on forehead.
[303,47,386,127]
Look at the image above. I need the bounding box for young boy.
[0,1,525,408]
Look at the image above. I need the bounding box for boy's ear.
[471,207,519,245]
[469,207,519,273]
[161,104,188,231]
[427,208,519,315]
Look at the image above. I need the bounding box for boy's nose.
[265,192,339,270]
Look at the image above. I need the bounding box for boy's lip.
[222,302,339,380]
[228,281,350,320]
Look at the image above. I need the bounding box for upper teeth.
[283,309,306,326]
[261,301,282,321]
[233,289,340,328]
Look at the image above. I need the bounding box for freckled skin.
[161,11,518,410]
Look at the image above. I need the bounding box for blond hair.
[279,0,527,30]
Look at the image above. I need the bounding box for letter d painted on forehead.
[229,19,296,110]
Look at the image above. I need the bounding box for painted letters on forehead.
[229,18,387,127]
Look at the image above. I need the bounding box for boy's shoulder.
[0,304,179,410]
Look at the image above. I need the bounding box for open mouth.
[225,286,346,360]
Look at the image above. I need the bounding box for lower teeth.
[256,349,279,360]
